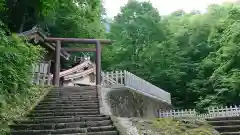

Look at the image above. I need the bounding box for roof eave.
[18,28,71,60]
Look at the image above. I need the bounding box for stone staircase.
[208,116,240,135]
[10,86,119,135]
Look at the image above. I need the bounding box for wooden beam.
[45,37,112,44]
[53,40,61,86]
[62,48,96,52]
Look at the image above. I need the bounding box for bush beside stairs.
[10,86,119,135]
[208,116,240,135]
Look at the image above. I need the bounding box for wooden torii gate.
[45,37,111,86]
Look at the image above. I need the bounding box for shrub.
[0,22,43,95]
[0,21,45,134]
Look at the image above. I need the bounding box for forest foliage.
[102,1,240,110]
[1,0,240,111]
[0,0,103,133]
[0,0,104,94]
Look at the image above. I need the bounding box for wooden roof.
[18,27,70,60]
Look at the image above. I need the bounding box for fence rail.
[31,62,52,86]
[102,70,171,104]
[158,105,240,119]
[101,71,124,86]
[31,73,52,85]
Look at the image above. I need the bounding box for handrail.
[124,71,171,104]
[102,70,171,104]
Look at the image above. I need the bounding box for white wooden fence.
[101,70,171,104]
[31,62,52,86]
[101,71,124,86]
[159,109,197,118]
[158,105,240,119]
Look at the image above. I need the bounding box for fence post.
[101,72,105,86]
[124,70,127,86]
[30,64,35,84]
[47,74,52,85]
[116,71,119,84]
[36,63,40,85]
[120,71,123,84]
[106,72,109,86]
[111,71,114,82]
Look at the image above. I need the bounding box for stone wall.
[99,87,172,118]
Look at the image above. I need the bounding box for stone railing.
[158,105,240,119]
[102,70,171,104]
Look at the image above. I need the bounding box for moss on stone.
[0,86,52,135]
[131,117,219,135]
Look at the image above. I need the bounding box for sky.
[103,0,237,18]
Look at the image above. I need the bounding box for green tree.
[103,1,240,110]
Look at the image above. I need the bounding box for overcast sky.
[103,0,237,18]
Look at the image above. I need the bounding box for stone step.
[46,93,98,96]
[44,96,98,99]
[10,87,118,135]
[87,126,115,132]
[42,98,99,102]
[47,90,97,93]
[27,115,108,120]
[11,131,118,135]
[40,100,99,103]
[32,109,99,113]
[209,120,240,126]
[60,131,119,135]
[45,95,97,97]
[34,105,99,110]
[86,131,119,135]
[56,87,96,91]
[214,125,240,133]
[11,120,113,130]
[207,116,240,121]
[86,120,113,127]
[45,95,98,98]
[11,127,87,134]
[221,132,240,135]
[11,126,116,135]
[38,100,99,105]
[10,122,86,130]
[48,90,97,94]
[28,111,100,117]
[44,97,98,100]
[52,87,96,90]
[36,103,99,107]
[35,103,99,108]
[15,116,110,124]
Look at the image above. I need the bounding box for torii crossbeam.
[45,37,112,86]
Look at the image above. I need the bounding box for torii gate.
[45,37,111,86]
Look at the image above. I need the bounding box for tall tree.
[103,1,240,110]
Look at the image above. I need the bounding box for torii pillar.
[95,40,101,85]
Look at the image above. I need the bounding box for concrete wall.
[99,87,172,118]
